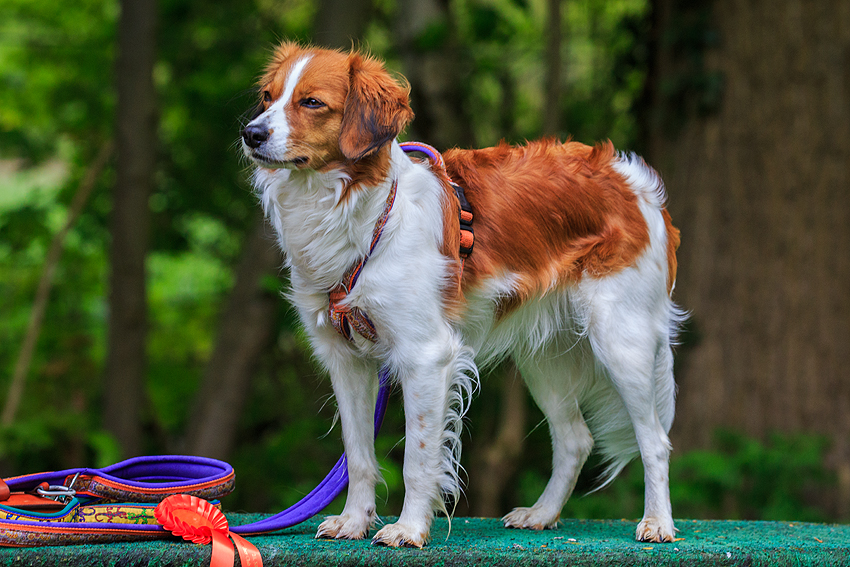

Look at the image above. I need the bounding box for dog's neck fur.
[254,143,403,292]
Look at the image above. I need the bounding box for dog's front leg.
[315,347,381,540]
[373,335,469,548]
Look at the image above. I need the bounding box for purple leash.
[0,367,392,544]
[231,365,392,535]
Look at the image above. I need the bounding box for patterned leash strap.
[0,367,392,551]
[0,455,235,547]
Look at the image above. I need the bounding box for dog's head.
[241,43,414,171]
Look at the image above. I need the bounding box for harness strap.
[327,180,398,343]
[400,142,474,259]
[328,142,475,345]
[453,180,475,259]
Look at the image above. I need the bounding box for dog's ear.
[340,53,414,161]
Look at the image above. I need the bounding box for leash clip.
[36,485,76,503]
[35,472,79,504]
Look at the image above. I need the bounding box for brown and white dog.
[241,42,682,547]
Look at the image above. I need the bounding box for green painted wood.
[1,516,848,566]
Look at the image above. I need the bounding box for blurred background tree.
[644,0,850,520]
[0,0,847,523]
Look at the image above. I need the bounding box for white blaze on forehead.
[266,55,312,137]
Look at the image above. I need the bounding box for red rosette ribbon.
[155,494,262,567]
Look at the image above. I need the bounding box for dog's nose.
[242,124,270,148]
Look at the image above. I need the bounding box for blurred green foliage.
[0,0,836,524]
[514,429,835,523]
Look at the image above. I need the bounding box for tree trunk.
[185,217,281,459]
[395,0,475,149]
[645,0,850,517]
[469,364,527,517]
[542,0,563,137]
[184,0,374,461]
[313,0,372,49]
[104,0,157,458]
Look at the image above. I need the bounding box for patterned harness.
[327,142,474,343]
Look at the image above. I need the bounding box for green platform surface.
[1,515,849,566]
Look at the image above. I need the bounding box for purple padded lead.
[1,367,391,539]
[400,141,442,164]
[230,365,392,535]
[3,454,234,493]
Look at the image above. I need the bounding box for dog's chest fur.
[256,167,389,290]
[254,145,454,343]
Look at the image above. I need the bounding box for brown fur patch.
[339,53,414,161]
[444,139,652,311]
[258,43,411,202]
[662,208,680,293]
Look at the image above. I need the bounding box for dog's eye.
[300,97,326,109]
[263,90,272,103]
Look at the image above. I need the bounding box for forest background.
[1,0,848,524]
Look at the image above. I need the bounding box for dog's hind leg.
[503,344,594,530]
[581,280,676,543]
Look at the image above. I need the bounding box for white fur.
[250,137,478,545]
[244,71,681,546]
[249,56,312,169]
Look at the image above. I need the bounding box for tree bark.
[395,0,475,149]
[104,0,157,458]
[469,364,527,517]
[542,0,563,137]
[645,0,850,517]
[185,217,281,459]
[313,0,372,49]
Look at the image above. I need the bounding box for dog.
[241,42,682,547]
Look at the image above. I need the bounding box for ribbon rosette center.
[156,494,262,567]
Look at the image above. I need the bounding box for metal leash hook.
[35,472,79,504]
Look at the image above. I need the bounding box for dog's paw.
[502,506,559,530]
[316,513,374,540]
[636,516,676,543]
[371,522,429,548]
